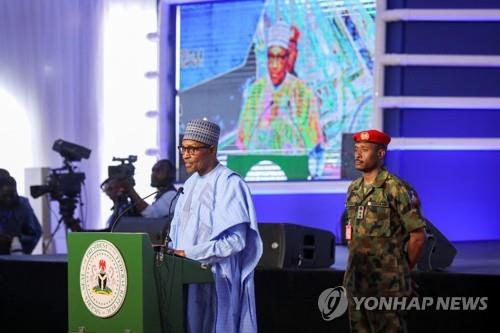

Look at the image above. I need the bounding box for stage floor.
[0,241,499,332]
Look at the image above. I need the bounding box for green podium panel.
[227,154,309,180]
[68,232,213,333]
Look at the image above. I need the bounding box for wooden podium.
[68,232,213,333]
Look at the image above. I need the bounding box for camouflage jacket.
[343,168,426,296]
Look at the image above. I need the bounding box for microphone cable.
[109,190,158,232]
[162,186,184,247]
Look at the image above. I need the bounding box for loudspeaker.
[341,133,362,180]
[257,223,335,269]
[417,220,457,272]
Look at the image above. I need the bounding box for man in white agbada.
[169,118,263,332]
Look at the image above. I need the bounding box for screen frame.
[158,0,381,194]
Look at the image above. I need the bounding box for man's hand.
[118,177,133,193]
[125,179,148,213]
[174,249,186,257]
[408,227,426,270]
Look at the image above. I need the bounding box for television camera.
[107,155,137,183]
[30,139,91,232]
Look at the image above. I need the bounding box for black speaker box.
[258,223,335,269]
[417,220,457,272]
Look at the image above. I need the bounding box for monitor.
[160,0,376,182]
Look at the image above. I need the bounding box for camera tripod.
[43,196,83,253]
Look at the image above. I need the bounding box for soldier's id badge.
[356,206,365,219]
[345,223,352,240]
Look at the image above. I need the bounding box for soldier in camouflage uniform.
[343,130,426,333]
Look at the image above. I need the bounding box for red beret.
[353,130,391,146]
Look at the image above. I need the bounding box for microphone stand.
[109,190,159,232]
[161,187,184,252]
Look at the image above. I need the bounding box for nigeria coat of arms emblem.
[80,240,127,318]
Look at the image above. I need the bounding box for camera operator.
[0,172,42,254]
[125,159,179,218]
[101,176,139,229]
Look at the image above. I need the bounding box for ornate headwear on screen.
[267,21,292,49]
[183,118,220,146]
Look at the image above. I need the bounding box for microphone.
[162,186,184,246]
[110,190,159,232]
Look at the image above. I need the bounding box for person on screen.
[0,174,42,254]
[169,118,263,332]
[236,21,324,175]
[125,159,179,218]
[343,130,427,333]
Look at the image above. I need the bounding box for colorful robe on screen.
[237,73,324,152]
[169,163,263,333]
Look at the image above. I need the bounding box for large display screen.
[173,0,375,182]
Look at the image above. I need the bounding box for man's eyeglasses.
[177,144,211,155]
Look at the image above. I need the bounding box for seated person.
[125,159,179,218]
[0,174,42,254]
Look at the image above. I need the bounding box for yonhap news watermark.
[318,286,488,321]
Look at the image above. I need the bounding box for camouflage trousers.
[347,298,407,333]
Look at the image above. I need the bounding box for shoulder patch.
[388,175,421,209]
[407,188,421,209]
